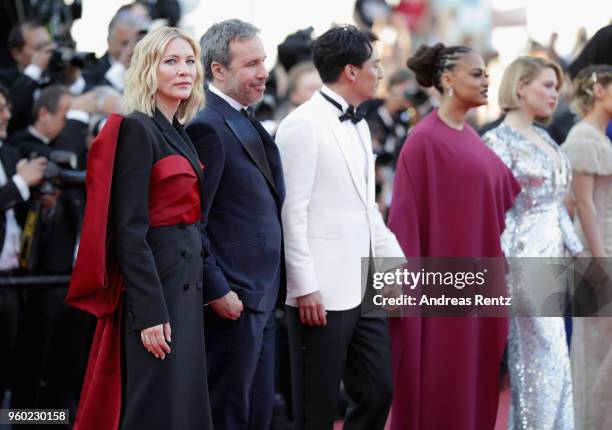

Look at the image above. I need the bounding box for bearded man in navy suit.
[185,19,285,430]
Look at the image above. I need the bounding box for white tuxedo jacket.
[276,90,404,311]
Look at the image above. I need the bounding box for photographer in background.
[0,21,56,136]
[0,20,92,138]
[254,27,316,126]
[0,84,46,407]
[8,85,71,160]
[364,69,430,216]
[57,86,122,170]
[83,9,141,91]
[273,61,322,125]
[7,84,95,416]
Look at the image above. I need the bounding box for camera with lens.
[42,150,86,191]
[20,150,86,271]
[48,46,98,75]
[30,150,86,195]
[403,88,429,108]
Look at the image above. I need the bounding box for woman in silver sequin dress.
[483,56,583,430]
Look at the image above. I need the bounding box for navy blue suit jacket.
[186,90,285,312]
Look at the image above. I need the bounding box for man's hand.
[99,92,122,115]
[381,283,403,312]
[70,91,98,114]
[297,291,327,326]
[16,157,46,186]
[211,291,243,320]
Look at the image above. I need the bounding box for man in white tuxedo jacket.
[276,25,404,430]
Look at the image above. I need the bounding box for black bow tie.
[320,91,364,124]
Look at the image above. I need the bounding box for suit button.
[183,283,190,290]
[181,251,190,258]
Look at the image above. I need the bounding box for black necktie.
[239,107,274,188]
[241,108,255,120]
[319,91,364,124]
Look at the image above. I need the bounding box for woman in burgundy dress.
[387,43,520,429]
[66,27,212,429]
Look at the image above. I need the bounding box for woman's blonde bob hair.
[122,26,204,123]
[498,56,563,122]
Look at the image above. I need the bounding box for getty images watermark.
[361,257,612,318]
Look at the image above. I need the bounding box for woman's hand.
[140,323,172,359]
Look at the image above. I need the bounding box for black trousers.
[286,305,393,430]
[205,307,276,430]
[11,285,95,425]
[0,284,19,405]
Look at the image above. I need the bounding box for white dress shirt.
[320,85,369,180]
[0,141,30,271]
[28,126,50,145]
[208,83,248,112]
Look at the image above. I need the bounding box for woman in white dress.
[562,64,612,430]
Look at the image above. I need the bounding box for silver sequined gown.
[483,123,583,430]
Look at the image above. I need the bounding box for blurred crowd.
[0,0,610,428]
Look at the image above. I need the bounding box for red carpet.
[333,386,511,430]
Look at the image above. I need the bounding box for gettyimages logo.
[361,257,612,318]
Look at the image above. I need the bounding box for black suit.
[113,109,212,429]
[0,141,26,240]
[0,66,43,136]
[55,118,89,169]
[9,119,90,169]
[83,52,113,90]
[0,141,27,406]
[6,128,94,421]
[186,89,285,430]
[7,127,82,274]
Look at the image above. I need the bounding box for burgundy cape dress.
[65,114,203,430]
[387,110,520,429]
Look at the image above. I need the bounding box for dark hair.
[406,43,472,93]
[277,27,314,72]
[568,25,612,79]
[33,85,70,118]
[7,21,43,51]
[312,25,378,84]
[354,0,390,29]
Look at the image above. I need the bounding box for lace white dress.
[562,120,612,430]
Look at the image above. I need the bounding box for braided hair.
[572,64,612,116]
[406,43,472,94]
